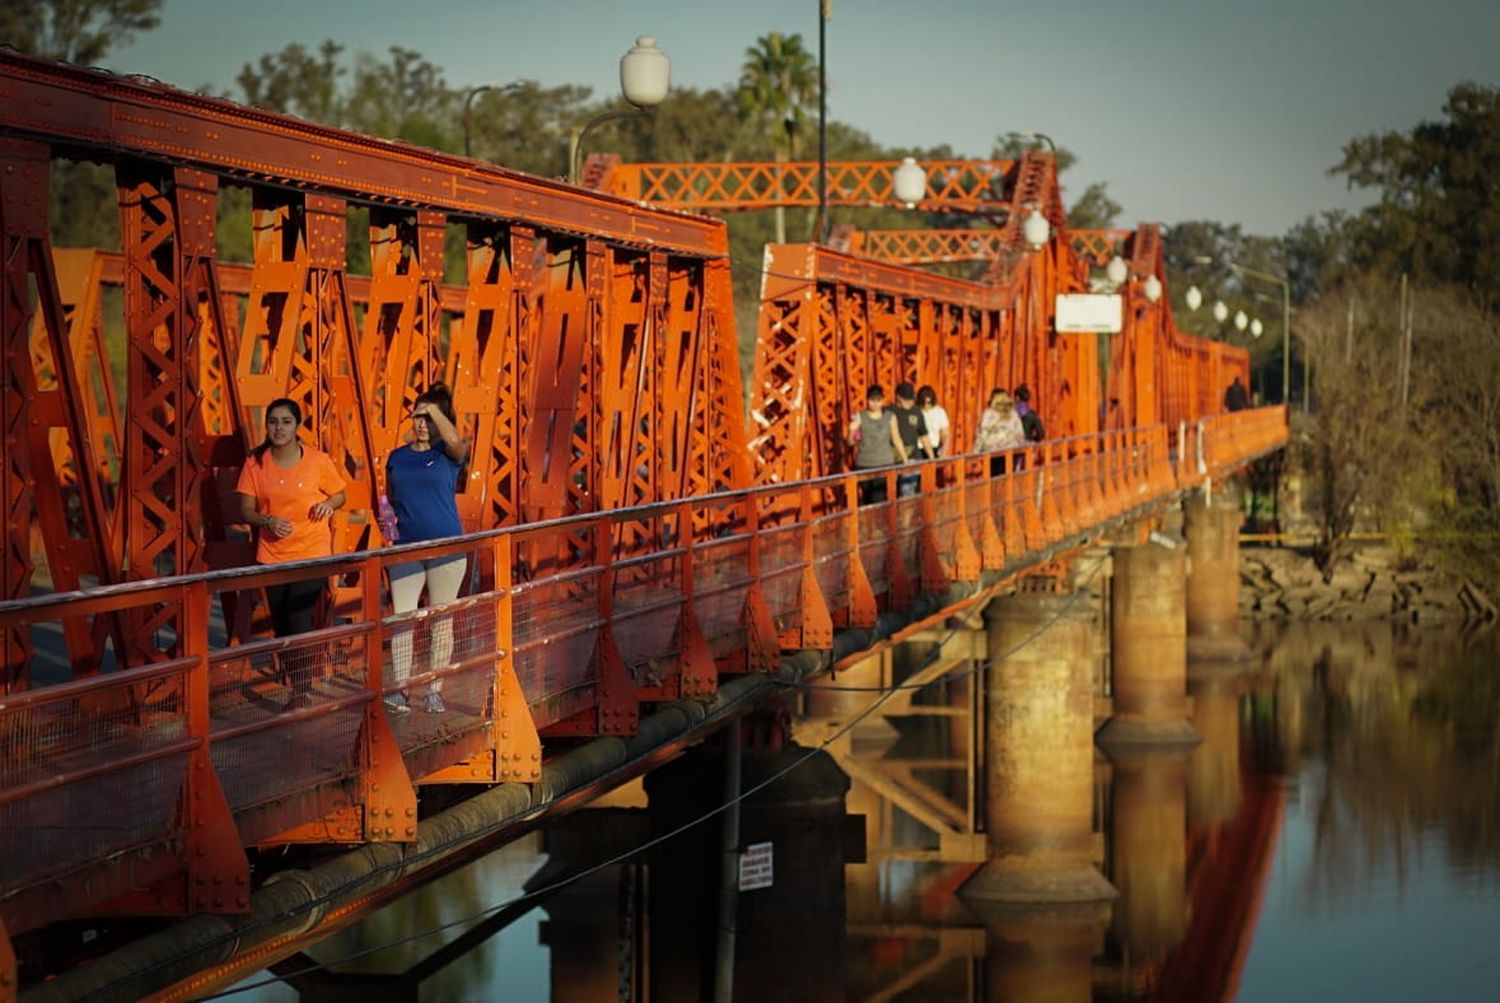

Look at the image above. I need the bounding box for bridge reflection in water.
[229,621,1500,1001]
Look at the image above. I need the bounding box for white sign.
[1055,293,1123,334]
[738,841,774,891]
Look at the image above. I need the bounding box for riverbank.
[1239,543,1498,624]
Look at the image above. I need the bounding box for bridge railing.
[0,408,1285,937]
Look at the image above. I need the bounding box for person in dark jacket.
[1014,383,1045,442]
[890,382,932,497]
[1224,375,1249,412]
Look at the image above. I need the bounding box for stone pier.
[1097,542,1199,747]
[1184,490,1252,662]
[959,590,1116,906]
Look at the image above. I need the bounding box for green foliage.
[0,0,160,64]
[736,32,818,158]
[1331,83,1500,305]
[1065,181,1120,230]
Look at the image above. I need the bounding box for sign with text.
[738,842,774,891]
[1055,293,1123,333]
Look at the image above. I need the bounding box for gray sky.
[112,0,1500,235]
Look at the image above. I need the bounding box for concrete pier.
[1184,491,1252,662]
[1104,749,1190,960]
[977,904,1110,1003]
[960,590,1116,905]
[1097,543,1199,747]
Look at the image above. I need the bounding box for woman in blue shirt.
[385,383,469,714]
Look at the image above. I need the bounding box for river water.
[232,621,1500,1002]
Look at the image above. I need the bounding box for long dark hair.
[415,382,456,424]
[252,397,302,462]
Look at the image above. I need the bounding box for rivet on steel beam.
[405,826,415,837]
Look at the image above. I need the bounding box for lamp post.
[570,36,671,184]
[463,83,522,158]
[1006,129,1057,157]
[1225,260,1292,406]
[817,0,831,242]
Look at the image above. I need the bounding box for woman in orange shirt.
[236,397,346,710]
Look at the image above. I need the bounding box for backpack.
[1021,410,1044,442]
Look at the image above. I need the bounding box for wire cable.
[198,559,1104,999]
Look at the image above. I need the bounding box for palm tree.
[737,32,818,243]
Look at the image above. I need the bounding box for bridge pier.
[976,903,1109,1003]
[1187,674,1244,827]
[1103,748,1190,960]
[1184,490,1252,663]
[1097,542,1199,747]
[644,741,852,1001]
[959,591,1116,906]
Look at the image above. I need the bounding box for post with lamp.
[570,36,671,185]
[817,0,831,242]
[463,83,523,158]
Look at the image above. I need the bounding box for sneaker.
[424,693,446,715]
[384,693,411,716]
[284,692,313,712]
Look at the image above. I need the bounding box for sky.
[109,0,1500,236]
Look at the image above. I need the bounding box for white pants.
[389,554,468,694]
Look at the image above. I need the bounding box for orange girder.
[593,156,1016,214]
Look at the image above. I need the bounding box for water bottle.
[377,493,399,543]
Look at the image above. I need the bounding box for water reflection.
[229,622,1499,1001]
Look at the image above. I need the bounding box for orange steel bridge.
[0,48,1285,999]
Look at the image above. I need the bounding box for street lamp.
[1197,256,1294,404]
[1251,318,1264,338]
[570,36,671,184]
[1185,285,1203,311]
[1006,130,1057,157]
[1142,275,1162,303]
[1234,309,1248,332]
[1022,207,1051,249]
[462,83,523,158]
[892,157,927,208]
[1226,260,1293,406]
[1105,255,1128,286]
[1212,300,1229,324]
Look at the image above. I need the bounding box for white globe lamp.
[1143,275,1163,303]
[620,36,670,108]
[1212,300,1229,324]
[892,157,927,209]
[1185,285,1203,311]
[1022,209,1051,249]
[1234,309,1249,332]
[1105,255,1128,286]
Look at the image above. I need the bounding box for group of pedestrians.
[850,381,1045,502]
[235,384,469,714]
[846,381,951,504]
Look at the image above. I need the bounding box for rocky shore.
[1239,544,1498,624]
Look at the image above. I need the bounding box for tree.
[1296,276,1425,574]
[1065,182,1121,230]
[1331,83,1500,306]
[737,32,818,243]
[0,0,160,64]
[236,40,346,123]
